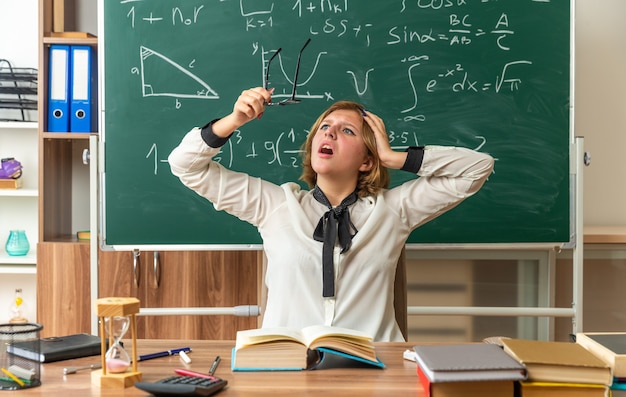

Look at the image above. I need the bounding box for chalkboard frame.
[98,0,575,250]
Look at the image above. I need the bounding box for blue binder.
[47,45,70,132]
[69,45,96,132]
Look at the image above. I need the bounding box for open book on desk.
[576,332,626,379]
[231,325,384,371]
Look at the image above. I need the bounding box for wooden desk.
[17,340,421,396]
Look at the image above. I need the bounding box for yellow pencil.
[1,367,25,387]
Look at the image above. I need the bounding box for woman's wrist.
[212,114,242,138]
[379,149,407,170]
[200,118,231,148]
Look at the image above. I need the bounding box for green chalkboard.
[101,0,572,248]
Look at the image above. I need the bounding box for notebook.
[6,333,103,363]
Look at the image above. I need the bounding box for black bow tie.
[312,186,359,298]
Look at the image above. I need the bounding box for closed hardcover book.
[6,333,102,363]
[0,178,22,189]
[413,343,527,382]
[516,381,608,397]
[417,365,514,397]
[576,332,626,378]
[231,325,384,371]
[502,338,612,385]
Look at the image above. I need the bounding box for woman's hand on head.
[363,110,407,170]
[363,110,393,167]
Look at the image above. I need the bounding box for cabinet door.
[99,250,260,339]
[37,242,91,338]
[98,250,139,298]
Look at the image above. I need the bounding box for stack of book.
[576,332,626,396]
[412,343,527,397]
[501,338,611,396]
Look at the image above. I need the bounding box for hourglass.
[104,315,131,373]
[92,297,142,388]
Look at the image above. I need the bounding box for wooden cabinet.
[98,250,261,339]
[36,242,90,336]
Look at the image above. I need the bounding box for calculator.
[134,375,227,396]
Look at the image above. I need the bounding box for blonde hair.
[299,101,390,197]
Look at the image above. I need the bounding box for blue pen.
[138,347,192,361]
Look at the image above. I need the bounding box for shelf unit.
[0,121,38,323]
[36,0,96,337]
[38,31,95,244]
[0,121,38,270]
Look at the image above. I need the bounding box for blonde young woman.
[168,87,494,342]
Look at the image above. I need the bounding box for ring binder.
[69,45,95,133]
[47,45,70,132]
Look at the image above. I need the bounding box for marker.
[174,368,217,379]
[209,356,221,376]
[139,347,192,361]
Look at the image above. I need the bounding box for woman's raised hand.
[232,87,274,124]
[213,87,273,138]
[362,110,406,169]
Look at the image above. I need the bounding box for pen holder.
[0,323,42,390]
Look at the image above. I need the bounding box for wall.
[576,0,626,225]
[0,0,38,123]
[0,0,38,67]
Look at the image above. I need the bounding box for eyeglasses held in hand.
[264,38,311,106]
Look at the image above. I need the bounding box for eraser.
[179,350,192,364]
[7,365,35,381]
[403,349,417,362]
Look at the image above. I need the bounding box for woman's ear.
[359,155,374,172]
